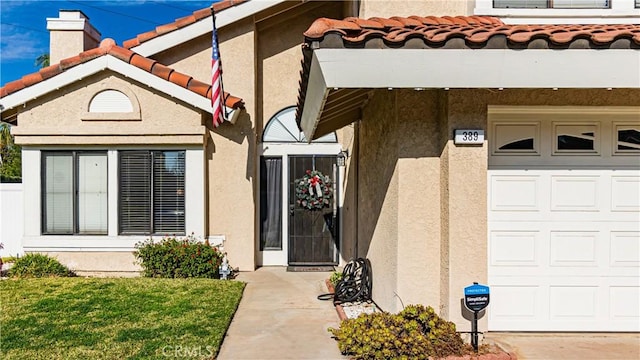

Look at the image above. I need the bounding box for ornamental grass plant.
[8,253,75,278]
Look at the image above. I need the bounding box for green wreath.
[295,169,332,210]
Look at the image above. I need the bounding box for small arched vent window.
[89,90,134,113]
[262,106,337,143]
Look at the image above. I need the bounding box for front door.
[288,155,338,265]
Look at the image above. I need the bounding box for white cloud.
[0,26,46,62]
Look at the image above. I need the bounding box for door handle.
[289,204,295,216]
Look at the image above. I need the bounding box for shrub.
[9,253,75,278]
[135,235,223,278]
[329,304,468,360]
[329,271,343,287]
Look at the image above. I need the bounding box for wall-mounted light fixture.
[337,150,348,167]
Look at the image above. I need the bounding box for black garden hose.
[316,258,372,305]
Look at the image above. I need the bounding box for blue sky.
[1,0,213,86]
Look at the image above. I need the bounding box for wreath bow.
[295,170,332,210]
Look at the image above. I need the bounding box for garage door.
[487,107,640,331]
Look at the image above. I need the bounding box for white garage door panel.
[489,276,640,331]
[611,176,640,211]
[489,169,640,331]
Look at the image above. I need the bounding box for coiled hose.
[317,258,372,305]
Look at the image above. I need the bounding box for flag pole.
[211,6,229,124]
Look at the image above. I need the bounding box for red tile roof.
[304,16,640,48]
[123,0,248,49]
[0,38,243,109]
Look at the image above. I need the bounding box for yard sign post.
[464,282,490,352]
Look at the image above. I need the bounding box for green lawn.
[0,277,245,359]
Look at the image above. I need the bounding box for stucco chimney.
[47,10,101,64]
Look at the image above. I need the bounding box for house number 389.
[462,131,479,141]
[454,129,484,145]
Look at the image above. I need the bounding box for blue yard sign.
[464,283,490,312]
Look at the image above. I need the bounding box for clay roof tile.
[59,55,83,70]
[155,23,178,35]
[187,78,210,97]
[169,72,192,88]
[1,80,25,97]
[107,46,135,63]
[174,15,196,28]
[129,54,157,72]
[391,16,423,27]
[122,38,140,48]
[151,63,174,80]
[20,72,43,87]
[369,17,404,28]
[39,64,63,81]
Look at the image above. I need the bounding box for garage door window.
[554,123,599,154]
[616,125,640,152]
[493,123,539,154]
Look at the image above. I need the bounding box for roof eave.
[0,55,220,117]
[298,47,640,140]
[130,0,290,57]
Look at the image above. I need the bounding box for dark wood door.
[288,155,338,265]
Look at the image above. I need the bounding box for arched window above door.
[262,106,337,143]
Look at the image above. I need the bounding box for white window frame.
[552,122,601,156]
[475,0,640,24]
[488,106,640,169]
[41,151,109,235]
[118,150,186,236]
[492,122,541,155]
[21,146,205,252]
[613,122,640,155]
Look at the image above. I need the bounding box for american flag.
[211,10,225,127]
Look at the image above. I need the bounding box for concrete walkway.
[217,267,345,360]
[217,267,640,360]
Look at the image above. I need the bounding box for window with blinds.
[42,152,108,235]
[119,151,185,235]
[494,0,610,8]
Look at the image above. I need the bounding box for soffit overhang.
[127,0,290,57]
[296,16,640,141]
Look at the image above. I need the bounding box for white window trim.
[257,142,343,266]
[475,0,640,24]
[488,106,640,169]
[22,146,205,252]
[83,83,141,121]
[492,121,541,156]
[613,122,640,155]
[552,121,601,156]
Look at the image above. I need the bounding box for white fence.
[0,183,23,257]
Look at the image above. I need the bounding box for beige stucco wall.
[131,18,259,271]
[12,72,205,144]
[359,0,473,18]
[38,252,141,276]
[150,2,347,271]
[358,90,400,310]
[357,89,446,313]
[209,20,257,271]
[354,87,640,330]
